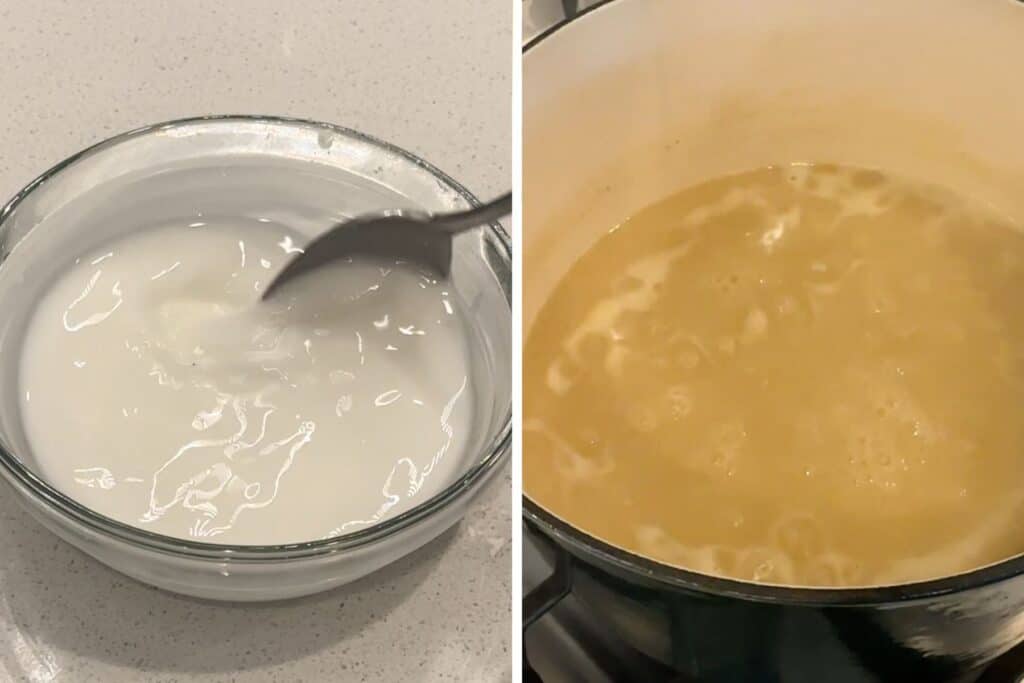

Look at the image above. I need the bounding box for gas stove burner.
[524,534,684,683]
[524,594,682,682]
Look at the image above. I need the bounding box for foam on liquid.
[525,164,1024,587]
[20,219,476,544]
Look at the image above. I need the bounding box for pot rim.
[523,0,1024,606]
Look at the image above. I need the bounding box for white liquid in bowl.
[18,219,477,545]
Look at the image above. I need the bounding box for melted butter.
[525,164,1024,587]
[20,219,475,544]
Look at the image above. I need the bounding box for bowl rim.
[0,114,512,561]
[523,0,1024,606]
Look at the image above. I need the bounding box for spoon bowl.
[262,192,511,299]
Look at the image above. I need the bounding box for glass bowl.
[0,116,511,601]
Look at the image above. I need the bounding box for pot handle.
[523,520,572,629]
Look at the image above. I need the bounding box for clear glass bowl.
[0,116,511,601]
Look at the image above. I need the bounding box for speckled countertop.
[0,2,511,681]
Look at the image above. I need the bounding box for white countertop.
[0,2,511,681]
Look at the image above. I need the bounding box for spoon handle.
[434,192,512,233]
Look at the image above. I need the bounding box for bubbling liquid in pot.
[19,219,477,545]
[525,164,1024,587]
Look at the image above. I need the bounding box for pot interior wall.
[524,0,1024,328]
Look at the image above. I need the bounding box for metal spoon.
[261,192,512,300]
